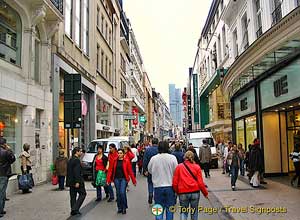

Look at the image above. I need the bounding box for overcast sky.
[124,0,212,105]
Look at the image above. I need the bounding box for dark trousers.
[231,166,239,186]
[70,184,87,212]
[0,176,8,213]
[132,162,137,177]
[114,178,127,211]
[202,163,210,177]
[58,176,65,189]
[292,162,300,186]
[154,186,176,220]
[147,175,154,198]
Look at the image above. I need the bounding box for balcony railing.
[256,26,262,38]
[50,0,63,14]
[272,3,282,25]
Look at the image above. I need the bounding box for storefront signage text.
[240,98,248,111]
[273,75,288,97]
[103,126,110,131]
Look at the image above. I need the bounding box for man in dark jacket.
[0,138,15,218]
[249,140,264,187]
[143,137,159,204]
[199,139,212,178]
[66,147,86,216]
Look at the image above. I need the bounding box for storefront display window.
[245,115,257,149]
[236,119,245,148]
[0,100,22,172]
[96,97,111,125]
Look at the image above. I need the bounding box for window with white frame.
[254,0,262,38]
[217,34,222,64]
[101,50,104,74]
[34,27,41,83]
[105,56,108,79]
[75,0,81,46]
[97,45,100,71]
[97,7,100,27]
[109,61,112,83]
[0,2,22,65]
[35,109,41,129]
[222,25,227,57]
[233,29,238,59]
[105,22,108,40]
[65,0,73,37]
[101,15,104,33]
[82,0,89,54]
[241,13,249,51]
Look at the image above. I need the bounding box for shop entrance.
[286,109,300,171]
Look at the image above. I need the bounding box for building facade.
[0,0,63,193]
[169,84,183,127]
[190,0,232,142]
[143,72,153,140]
[221,0,300,175]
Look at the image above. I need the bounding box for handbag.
[96,170,107,187]
[17,173,34,190]
[52,175,58,185]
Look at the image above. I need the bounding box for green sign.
[193,74,199,123]
[139,116,146,123]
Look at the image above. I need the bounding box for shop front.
[96,96,113,139]
[260,57,300,174]
[233,88,257,152]
[231,55,300,175]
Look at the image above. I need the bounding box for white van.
[81,137,129,178]
[187,131,218,168]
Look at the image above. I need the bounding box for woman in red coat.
[173,151,208,220]
[107,148,136,214]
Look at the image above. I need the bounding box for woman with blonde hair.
[173,151,208,220]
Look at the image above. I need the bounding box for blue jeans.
[154,186,176,220]
[106,184,114,199]
[147,175,154,198]
[240,160,245,176]
[58,176,65,189]
[179,192,200,220]
[0,176,8,213]
[114,178,128,211]
[231,166,239,186]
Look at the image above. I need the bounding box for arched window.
[34,27,41,83]
[0,1,22,65]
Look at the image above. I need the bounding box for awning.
[200,68,227,97]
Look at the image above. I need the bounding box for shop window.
[96,97,111,125]
[245,116,257,148]
[236,119,245,148]
[0,2,22,65]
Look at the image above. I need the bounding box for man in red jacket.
[173,151,208,220]
[106,143,118,202]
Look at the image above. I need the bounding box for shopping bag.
[96,170,107,187]
[18,173,34,190]
[52,175,58,185]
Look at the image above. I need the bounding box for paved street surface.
[4,169,300,220]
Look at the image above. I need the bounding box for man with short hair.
[0,138,15,218]
[66,147,86,216]
[106,143,118,202]
[143,137,159,204]
[148,141,178,220]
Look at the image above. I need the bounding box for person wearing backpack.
[173,151,208,220]
[92,145,108,201]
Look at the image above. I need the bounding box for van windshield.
[189,138,214,148]
[87,141,108,153]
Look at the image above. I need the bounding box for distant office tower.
[169,84,183,127]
